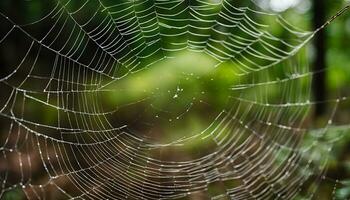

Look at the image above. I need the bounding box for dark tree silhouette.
[312,0,327,117]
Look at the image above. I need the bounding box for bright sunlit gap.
[256,0,311,12]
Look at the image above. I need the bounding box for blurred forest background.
[0,0,350,199]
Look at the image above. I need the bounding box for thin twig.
[316,4,350,32]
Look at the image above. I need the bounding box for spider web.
[0,0,349,199]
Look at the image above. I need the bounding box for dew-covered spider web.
[0,0,350,199]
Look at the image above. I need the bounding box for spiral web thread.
[0,0,349,199]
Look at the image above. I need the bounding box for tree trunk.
[312,0,327,117]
